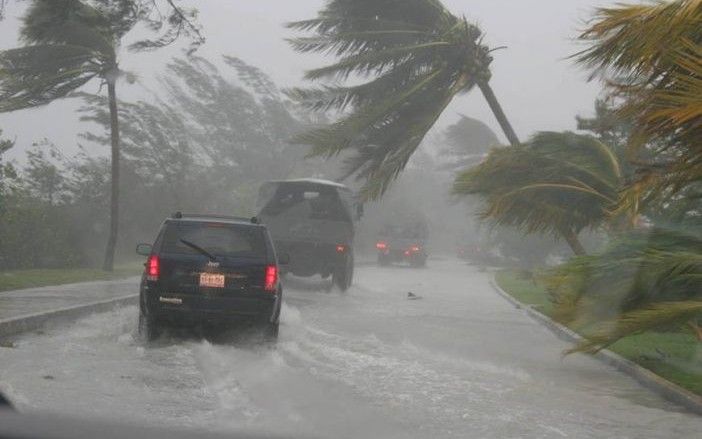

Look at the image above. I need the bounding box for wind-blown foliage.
[0,0,201,271]
[0,128,17,206]
[543,0,702,355]
[544,227,702,353]
[287,0,519,200]
[440,115,499,171]
[453,132,622,255]
[576,0,702,210]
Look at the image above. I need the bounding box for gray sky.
[0,0,616,160]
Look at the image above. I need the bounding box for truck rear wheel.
[333,253,354,291]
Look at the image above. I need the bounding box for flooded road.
[1,259,701,438]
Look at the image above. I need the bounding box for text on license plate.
[200,273,225,288]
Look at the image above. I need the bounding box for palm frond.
[454,131,622,239]
[576,0,702,204]
[567,301,702,354]
[288,0,510,199]
[0,45,101,111]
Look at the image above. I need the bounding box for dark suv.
[135,213,286,341]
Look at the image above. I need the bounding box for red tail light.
[147,255,160,281]
[264,265,278,292]
[336,245,346,253]
[410,245,421,252]
[376,241,387,250]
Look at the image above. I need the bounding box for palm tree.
[575,0,702,215]
[453,132,622,256]
[0,0,202,271]
[0,0,126,270]
[287,0,519,200]
[543,0,702,354]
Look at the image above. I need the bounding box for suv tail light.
[410,245,421,252]
[376,241,387,250]
[147,255,160,281]
[336,244,346,253]
[264,265,278,292]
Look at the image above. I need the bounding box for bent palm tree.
[0,0,202,271]
[0,0,123,270]
[453,132,622,255]
[287,0,519,200]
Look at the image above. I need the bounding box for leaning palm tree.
[0,0,123,270]
[544,0,702,355]
[287,0,520,200]
[453,132,622,255]
[0,0,202,271]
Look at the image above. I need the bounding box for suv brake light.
[264,265,277,292]
[147,255,160,281]
[376,241,387,250]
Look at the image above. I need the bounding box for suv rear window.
[161,222,266,258]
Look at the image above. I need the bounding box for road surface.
[1,259,700,438]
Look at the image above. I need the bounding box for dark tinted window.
[161,222,266,258]
[260,184,351,222]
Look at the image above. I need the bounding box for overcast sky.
[0,0,618,160]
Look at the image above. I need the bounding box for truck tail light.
[147,255,160,281]
[264,265,278,292]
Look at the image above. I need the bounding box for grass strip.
[495,269,702,396]
[0,263,142,292]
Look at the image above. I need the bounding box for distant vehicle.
[456,239,498,265]
[457,243,483,260]
[376,222,428,267]
[135,213,286,342]
[256,179,361,291]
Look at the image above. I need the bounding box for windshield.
[1,1,701,438]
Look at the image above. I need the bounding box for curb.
[489,278,702,416]
[0,294,138,338]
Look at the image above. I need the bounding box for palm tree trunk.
[478,80,520,147]
[558,225,587,256]
[102,77,120,272]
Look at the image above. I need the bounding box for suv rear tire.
[263,321,279,342]
[138,310,161,341]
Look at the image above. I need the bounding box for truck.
[256,179,361,291]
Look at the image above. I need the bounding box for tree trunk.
[102,77,120,272]
[478,80,521,147]
[558,225,587,256]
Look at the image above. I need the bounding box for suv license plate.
[200,273,225,288]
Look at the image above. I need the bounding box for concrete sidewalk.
[0,277,140,333]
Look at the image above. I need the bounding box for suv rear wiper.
[179,239,217,261]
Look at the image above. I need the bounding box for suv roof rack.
[171,212,259,224]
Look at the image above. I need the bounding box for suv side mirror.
[278,253,291,265]
[136,243,153,256]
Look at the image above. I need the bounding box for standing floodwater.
[1,260,700,439]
